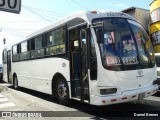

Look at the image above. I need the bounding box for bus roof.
[26,10,135,40]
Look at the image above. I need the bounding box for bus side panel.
[12,57,70,95]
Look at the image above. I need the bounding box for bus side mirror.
[96,30,104,43]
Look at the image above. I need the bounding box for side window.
[12,44,20,62]
[21,41,28,53]
[30,35,44,58]
[35,35,42,49]
[30,38,35,50]
[53,27,66,45]
[13,45,17,55]
[46,32,52,46]
[46,26,66,55]
[20,41,30,60]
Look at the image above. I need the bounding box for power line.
[1,25,36,33]
[2,29,26,38]
[22,5,65,21]
[70,0,90,11]
[1,26,33,38]
[22,5,67,16]
[23,5,53,23]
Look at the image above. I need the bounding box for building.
[122,7,150,33]
[150,0,160,53]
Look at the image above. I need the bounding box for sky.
[0,0,153,63]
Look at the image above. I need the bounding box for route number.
[0,0,21,14]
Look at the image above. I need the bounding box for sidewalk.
[0,81,12,93]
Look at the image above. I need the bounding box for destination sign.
[106,56,138,66]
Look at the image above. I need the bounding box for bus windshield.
[93,18,155,71]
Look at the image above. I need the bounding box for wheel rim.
[57,81,67,99]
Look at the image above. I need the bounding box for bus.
[150,0,160,86]
[2,10,159,106]
[155,53,160,85]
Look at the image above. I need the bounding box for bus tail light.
[100,88,117,95]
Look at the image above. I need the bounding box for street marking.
[0,102,16,109]
[0,98,9,102]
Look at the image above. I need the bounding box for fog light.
[100,88,117,95]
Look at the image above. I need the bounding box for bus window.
[35,35,43,49]
[21,41,28,53]
[30,38,35,50]
[30,36,44,59]
[46,26,66,55]
[20,41,30,60]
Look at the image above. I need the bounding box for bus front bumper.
[90,85,159,106]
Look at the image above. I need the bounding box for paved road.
[0,81,160,120]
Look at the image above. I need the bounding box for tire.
[54,77,70,105]
[13,75,18,90]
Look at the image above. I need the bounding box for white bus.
[155,53,160,87]
[2,11,159,106]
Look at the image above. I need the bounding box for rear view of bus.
[89,11,159,105]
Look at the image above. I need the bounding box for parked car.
[0,64,3,80]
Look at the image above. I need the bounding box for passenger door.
[7,50,12,83]
[69,26,89,102]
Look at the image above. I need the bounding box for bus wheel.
[54,77,70,105]
[13,75,18,89]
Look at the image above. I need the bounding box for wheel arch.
[51,72,69,96]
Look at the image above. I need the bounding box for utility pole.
[0,28,6,44]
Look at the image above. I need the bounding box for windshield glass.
[93,18,155,71]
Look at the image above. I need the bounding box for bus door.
[7,50,12,83]
[69,26,89,102]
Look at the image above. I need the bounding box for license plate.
[138,93,145,99]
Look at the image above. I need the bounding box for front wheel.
[54,77,70,105]
[13,75,18,89]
